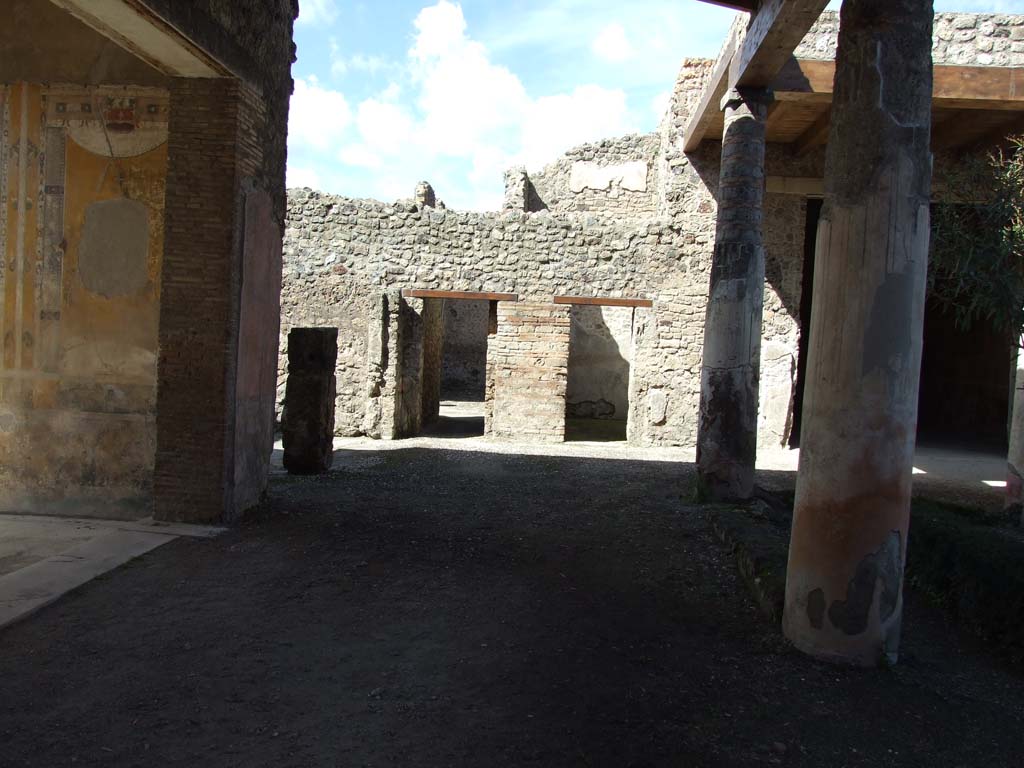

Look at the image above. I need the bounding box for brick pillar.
[154,78,281,522]
[783,0,934,666]
[283,328,337,473]
[696,86,772,501]
[489,302,570,443]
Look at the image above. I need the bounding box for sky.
[287,0,1023,211]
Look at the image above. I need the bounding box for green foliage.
[929,136,1024,344]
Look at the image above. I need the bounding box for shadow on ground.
[0,446,1021,767]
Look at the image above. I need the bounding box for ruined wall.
[527,134,662,217]
[796,10,1024,67]
[282,52,806,449]
[488,302,570,443]
[0,84,168,518]
[566,305,633,421]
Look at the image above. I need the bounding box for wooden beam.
[683,29,739,152]
[553,296,653,308]
[402,289,518,302]
[773,59,1024,111]
[792,106,831,155]
[695,0,758,11]
[685,0,827,150]
[731,0,831,88]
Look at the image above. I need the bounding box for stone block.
[288,327,339,373]
[283,328,338,474]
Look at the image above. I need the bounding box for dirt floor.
[1,441,1022,767]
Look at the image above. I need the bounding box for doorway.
[564,303,634,442]
[790,199,1011,450]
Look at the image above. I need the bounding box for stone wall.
[526,134,662,218]
[795,10,1024,67]
[281,51,802,449]
[488,302,570,443]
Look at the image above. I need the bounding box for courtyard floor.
[0,438,1021,767]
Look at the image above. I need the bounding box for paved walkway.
[0,515,224,630]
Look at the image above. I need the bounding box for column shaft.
[783,0,935,666]
[697,87,771,501]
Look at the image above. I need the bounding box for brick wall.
[155,78,279,523]
[488,302,570,443]
[155,79,241,522]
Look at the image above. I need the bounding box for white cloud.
[290,1,644,209]
[331,38,392,79]
[296,0,338,26]
[287,165,322,189]
[591,22,634,63]
[411,0,470,59]
[289,77,351,152]
[651,89,670,124]
[519,85,634,170]
[338,144,382,169]
[356,98,415,153]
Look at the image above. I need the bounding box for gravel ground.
[0,440,1021,767]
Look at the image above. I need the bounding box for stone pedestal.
[283,328,338,474]
[782,0,934,667]
[696,87,772,501]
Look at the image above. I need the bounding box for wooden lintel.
[773,59,1024,111]
[554,296,653,308]
[683,29,739,152]
[793,106,832,156]
[731,0,831,88]
[402,289,518,302]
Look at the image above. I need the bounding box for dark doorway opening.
[789,198,822,448]
[790,199,1011,451]
[918,285,1011,450]
[422,298,491,438]
[565,304,632,442]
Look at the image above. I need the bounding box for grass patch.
[712,494,1024,667]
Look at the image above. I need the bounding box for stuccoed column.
[783,0,934,667]
[696,86,772,501]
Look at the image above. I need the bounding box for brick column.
[783,0,934,666]
[489,302,570,443]
[154,78,281,522]
[696,87,772,501]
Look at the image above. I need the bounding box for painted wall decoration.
[0,83,169,518]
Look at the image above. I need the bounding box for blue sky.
[287,0,1022,210]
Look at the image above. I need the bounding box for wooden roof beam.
[730,0,831,88]
[792,106,831,156]
[773,59,1024,111]
[684,0,829,150]
[683,29,739,152]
